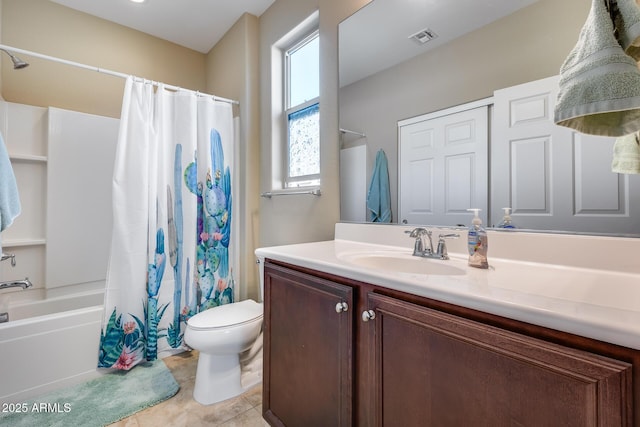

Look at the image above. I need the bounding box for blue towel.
[367,149,391,222]
[0,133,21,253]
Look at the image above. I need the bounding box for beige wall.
[206,13,261,301]
[258,0,370,247]
[1,0,206,118]
[339,0,591,220]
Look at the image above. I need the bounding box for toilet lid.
[187,299,263,329]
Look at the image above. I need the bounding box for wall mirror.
[338,0,640,236]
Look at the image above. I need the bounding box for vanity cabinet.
[367,292,631,427]
[263,262,354,427]
[263,260,636,426]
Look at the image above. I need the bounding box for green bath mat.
[0,359,180,427]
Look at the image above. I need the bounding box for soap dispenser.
[467,208,488,269]
[497,207,516,229]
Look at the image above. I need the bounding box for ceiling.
[49,0,540,83]
[50,0,276,54]
[339,0,539,87]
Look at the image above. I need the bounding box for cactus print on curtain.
[99,77,235,370]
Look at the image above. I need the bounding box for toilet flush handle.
[335,301,348,313]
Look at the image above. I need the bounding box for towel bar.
[261,189,321,198]
[339,128,366,138]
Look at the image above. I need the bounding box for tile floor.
[109,351,268,427]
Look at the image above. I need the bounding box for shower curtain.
[98,77,236,370]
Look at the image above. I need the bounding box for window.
[285,31,319,188]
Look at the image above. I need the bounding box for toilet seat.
[187,299,263,331]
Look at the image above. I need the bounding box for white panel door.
[399,105,488,226]
[492,76,640,233]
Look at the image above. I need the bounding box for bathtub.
[0,290,105,404]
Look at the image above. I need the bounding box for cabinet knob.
[335,301,349,313]
[361,310,376,322]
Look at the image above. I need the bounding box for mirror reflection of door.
[399,104,489,226]
[492,76,640,234]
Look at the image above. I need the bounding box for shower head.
[0,48,29,69]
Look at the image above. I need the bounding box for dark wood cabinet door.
[366,292,632,427]
[263,262,354,427]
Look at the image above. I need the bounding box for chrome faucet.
[406,228,459,260]
[0,278,33,291]
[406,227,433,256]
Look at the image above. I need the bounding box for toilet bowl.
[185,299,263,405]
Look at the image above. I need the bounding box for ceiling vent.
[408,28,438,45]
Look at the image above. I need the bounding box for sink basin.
[341,251,466,276]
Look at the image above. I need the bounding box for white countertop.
[256,225,640,351]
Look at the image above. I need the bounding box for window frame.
[283,29,320,189]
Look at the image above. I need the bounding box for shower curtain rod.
[0,44,239,105]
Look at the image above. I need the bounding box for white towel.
[612,131,640,173]
[612,0,640,59]
[554,0,640,136]
[0,133,21,253]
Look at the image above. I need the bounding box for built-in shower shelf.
[3,238,46,248]
[9,154,47,163]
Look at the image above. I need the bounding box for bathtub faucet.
[0,278,33,291]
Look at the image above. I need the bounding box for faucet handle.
[435,233,459,260]
[438,233,460,240]
[1,253,16,267]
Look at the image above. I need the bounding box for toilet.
[185,259,265,405]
